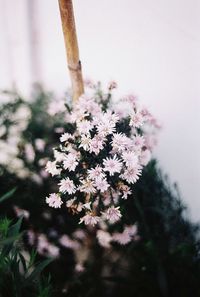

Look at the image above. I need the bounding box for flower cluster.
[46,82,159,226]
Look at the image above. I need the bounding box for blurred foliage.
[0,189,52,297]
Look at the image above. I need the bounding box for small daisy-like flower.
[45,161,61,176]
[88,165,105,180]
[129,111,144,128]
[111,133,129,152]
[122,185,132,199]
[46,193,63,208]
[95,177,109,192]
[53,150,66,162]
[89,136,104,155]
[97,120,116,136]
[77,120,93,135]
[133,135,145,148]
[58,177,76,194]
[104,206,122,223]
[79,134,91,151]
[122,152,138,168]
[103,155,122,176]
[79,179,96,193]
[79,213,100,226]
[63,153,78,171]
[120,166,142,184]
[60,132,73,142]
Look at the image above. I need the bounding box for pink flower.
[35,138,45,151]
[97,119,116,136]
[104,206,122,223]
[79,213,100,226]
[112,231,131,245]
[95,177,109,192]
[88,165,105,180]
[133,135,145,148]
[45,161,61,176]
[129,111,144,128]
[58,178,76,194]
[77,120,93,135]
[111,133,129,152]
[96,230,112,248]
[46,193,63,208]
[79,134,91,151]
[25,144,35,162]
[13,206,30,219]
[79,179,96,193]
[103,155,122,176]
[120,166,142,184]
[53,150,66,162]
[121,185,132,199]
[60,132,73,142]
[89,136,104,155]
[59,235,80,249]
[63,153,78,171]
[122,152,138,168]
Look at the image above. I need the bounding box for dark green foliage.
[0,190,52,297]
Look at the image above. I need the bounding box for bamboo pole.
[58,0,84,102]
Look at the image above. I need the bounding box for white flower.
[25,143,35,162]
[58,178,76,194]
[95,177,109,192]
[130,111,144,128]
[53,150,66,162]
[63,153,78,171]
[120,166,142,184]
[104,206,122,223]
[60,132,73,142]
[88,165,105,180]
[111,133,129,152]
[103,155,122,176]
[96,230,112,248]
[77,120,93,134]
[79,213,100,226]
[79,179,96,193]
[46,193,63,208]
[89,136,104,155]
[122,152,138,168]
[45,161,61,176]
[82,202,92,210]
[97,119,116,136]
[35,138,45,151]
[79,134,91,151]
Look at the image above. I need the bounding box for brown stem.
[58,0,84,102]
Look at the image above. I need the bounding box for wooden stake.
[58,0,84,102]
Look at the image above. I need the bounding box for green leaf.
[0,188,17,204]
[25,258,53,284]
[8,217,23,237]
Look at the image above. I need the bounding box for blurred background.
[0,0,199,220]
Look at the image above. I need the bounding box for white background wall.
[0,0,200,220]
